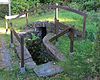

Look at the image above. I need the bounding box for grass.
[54,35,95,79]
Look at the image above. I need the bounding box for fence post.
[56,3,59,20]
[25,10,28,27]
[69,28,74,53]
[5,15,8,32]
[69,28,74,60]
[54,3,59,35]
[10,22,14,48]
[83,16,87,38]
[20,35,25,73]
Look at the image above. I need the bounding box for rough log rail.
[48,5,87,16]
[10,27,36,69]
[5,5,87,36]
[48,5,87,37]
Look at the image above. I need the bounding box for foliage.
[68,0,100,11]
[82,0,100,11]
[0,0,99,18]
[25,33,40,54]
[0,5,8,19]
[39,0,62,3]
[11,0,39,14]
[68,2,82,10]
[25,33,52,65]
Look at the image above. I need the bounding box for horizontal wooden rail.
[49,27,71,42]
[48,5,87,17]
[48,5,87,37]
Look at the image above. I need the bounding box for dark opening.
[35,26,47,39]
[25,28,52,65]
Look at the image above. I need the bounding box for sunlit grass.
[0,27,10,34]
[59,18,77,22]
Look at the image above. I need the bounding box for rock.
[43,33,66,61]
[25,61,36,69]
[34,62,63,77]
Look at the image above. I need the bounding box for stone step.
[25,61,37,69]
[34,62,63,77]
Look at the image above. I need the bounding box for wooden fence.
[5,4,87,71]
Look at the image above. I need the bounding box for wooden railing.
[5,4,87,36]
[9,22,25,69]
[5,4,87,71]
[49,5,87,37]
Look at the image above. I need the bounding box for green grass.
[55,35,93,56]
[0,69,70,80]
[55,35,95,79]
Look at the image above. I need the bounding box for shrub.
[69,0,100,11]
[0,5,8,19]
[11,0,39,14]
